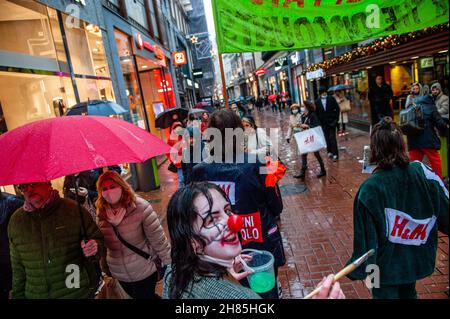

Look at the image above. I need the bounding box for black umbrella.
[155,107,189,129]
[65,100,127,116]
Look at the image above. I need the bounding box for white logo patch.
[210,181,236,205]
[385,208,436,246]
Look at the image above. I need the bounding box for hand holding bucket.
[240,249,276,294]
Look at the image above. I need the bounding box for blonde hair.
[95,170,136,219]
[290,103,300,110]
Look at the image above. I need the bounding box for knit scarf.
[23,189,59,212]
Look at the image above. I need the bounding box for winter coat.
[407,95,448,150]
[335,95,350,124]
[315,96,340,128]
[368,82,393,112]
[405,83,424,109]
[286,113,302,139]
[347,161,448,285]
[8,196,105,299]
[434,93,449,118]
[300,111,321,129]
[191,154,286,268]
[245,128,276,158]
[0,193,23,265]
[96,196,171,283]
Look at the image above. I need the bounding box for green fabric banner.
[212,0,449,53]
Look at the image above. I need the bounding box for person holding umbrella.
[8,181,105,299]
[95,171,171,299]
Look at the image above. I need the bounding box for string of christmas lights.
[305,23,449,74]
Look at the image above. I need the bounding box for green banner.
[212,0,449,53]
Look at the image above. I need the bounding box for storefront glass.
[114,28,146,130]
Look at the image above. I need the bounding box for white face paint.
[193,189,242,264]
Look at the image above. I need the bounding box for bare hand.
[227,254,252,281]
[300,124,310,129]
[313,275,345,299]
[81,240,98,257]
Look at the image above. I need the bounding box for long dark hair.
[166,182,231,299]
[370,117,410,170]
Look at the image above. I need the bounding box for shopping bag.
[294,126,327,154]
[95,276,131,299]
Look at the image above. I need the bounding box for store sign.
[73,0,86,5]
[136,33,155,52]
[255,68,266,76]
[154,70,176,107]
[306,68,325,80]
[186,79,193,87]
[290,52,300,66]
[193,68,203,78]
[212,0,449,53]
[275,57,288,71]
[173,51,187,66]
[420,57,434,69]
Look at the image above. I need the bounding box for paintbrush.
[303,249,375,299]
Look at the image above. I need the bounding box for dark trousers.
[372,282,417,299]
[322,125,338,157]
[119,272,158,299]
[0,263,12,299]
[271,103,280,112]
[301,152,325,169]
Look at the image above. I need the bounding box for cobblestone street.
[140,108,449,299]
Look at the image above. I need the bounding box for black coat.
[0,192,23,265]
[368,83,393,110]
[191,154,286,267]
[300,111,321,128]
[315,96,340,128]
[407,95,448,150]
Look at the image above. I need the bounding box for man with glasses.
[8,181,104,299]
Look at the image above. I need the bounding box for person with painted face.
[96,171,171,299]
[192,109,285,299]
[163,182,345,299]
[8,182,104,298]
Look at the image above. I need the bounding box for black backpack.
[399,103,425,136]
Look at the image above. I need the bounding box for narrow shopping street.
[141,108,449,299]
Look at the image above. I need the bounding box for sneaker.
[327,152,333,158]
[332,155,338,162]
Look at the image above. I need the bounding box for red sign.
[239,212,263,245]
[154,70,176,108]
[255,68,266,76]
[136,33,155,52]
[173,51,187,66]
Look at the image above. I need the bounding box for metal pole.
[219,53,229,109]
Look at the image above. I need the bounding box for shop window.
[114,29,146,129]
[75,78,115,103]
[0,71,75,131]
[63,15,110,78]
[0,0,59,63]
[148,0,160,39]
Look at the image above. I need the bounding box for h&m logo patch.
[385,208,436,246]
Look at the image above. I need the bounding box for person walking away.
[63,170,99,220]
[96,171,171,299]
[8,182,104,299]
[431,82,449,118]
[406,94,448,180]
[346,117,448,299]
[167,121,185,189]
[315,86,340,161]
[294,101,327,180]
[242,115,276,159]
[368,75,394,125]
[181,126,204,185]
[191,110,286,299]
[163,182,345,299]
[334,89,351,135]
[0,192,23,299]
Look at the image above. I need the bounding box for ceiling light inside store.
[366,67,372,69]
[411,56,419,59]
[92,48,99,53]
[439,50,448,53]
[389,61,397,64]
[142,65,148,69]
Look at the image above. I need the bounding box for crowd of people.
[0,77,448,300]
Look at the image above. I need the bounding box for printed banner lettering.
[212,0,449,53]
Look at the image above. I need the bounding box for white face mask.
[292,109,299,114]
[102,187,122,205]
[300,107,305,113]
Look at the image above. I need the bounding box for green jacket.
[347,162,449,285]
[8,196,105,299]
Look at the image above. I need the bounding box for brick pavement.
[140,107,449,299]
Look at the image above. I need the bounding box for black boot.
[294,166,307,179]
[316,164,326,178]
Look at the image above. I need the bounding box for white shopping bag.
[294,126,327,154]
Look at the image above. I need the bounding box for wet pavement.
[139,107,449,299]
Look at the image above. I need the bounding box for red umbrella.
[0,116,172,186]
[268,94,277,102]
